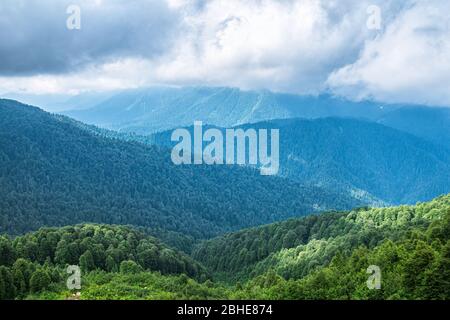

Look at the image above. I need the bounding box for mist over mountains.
[62,87,391,132]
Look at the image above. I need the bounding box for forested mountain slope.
[0,224,209,299]
[151,118,450,205]
[378,106,450,149]
[0,99,360,237]
[1,195,448,300]
[60,114,450,206]
[193,194,450,282]
[231,199,450,300]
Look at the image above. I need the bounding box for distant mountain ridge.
[59,113,450,206]
[150,118,450,205]
[63,87,392,133]
[61,86,450,149]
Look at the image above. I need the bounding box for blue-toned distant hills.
[58,86,450,205]
[63,86,450,149]
[150,118,450,206]
[378,106,450,149]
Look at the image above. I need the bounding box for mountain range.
[0,92,449,300]
[0,99,360,238]
[62,86,450,149]
[137,117,450,205]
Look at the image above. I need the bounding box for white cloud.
[1,0,450,107]
[154,0,377,94]
[0,58,155,95]
[327,0,450,106]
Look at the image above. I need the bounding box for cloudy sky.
[0,0,450,106]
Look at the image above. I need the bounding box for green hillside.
[193,195,449,282]
[0,224,209,299]
[0,195,448,300]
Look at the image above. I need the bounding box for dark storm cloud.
[0,0,180,76]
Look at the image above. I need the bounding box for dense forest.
[230,212,450,300]
[57,110,450,206]
[0,195,448,300]
[193,194,449,281]
[0,99,449,300]
[0,99,360,238]
[0,224,208,299]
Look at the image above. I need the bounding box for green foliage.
[0,193,448,300]
[0,224,209,300]
[0,266,16,299]
[224,207,449,300]
[68,271,230,300]
[30,269,51,293]
[0,236,15,266]
[193,195,450,282]
[12,224,207,279]
[120,261,142,274]
[79,250,95,272]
